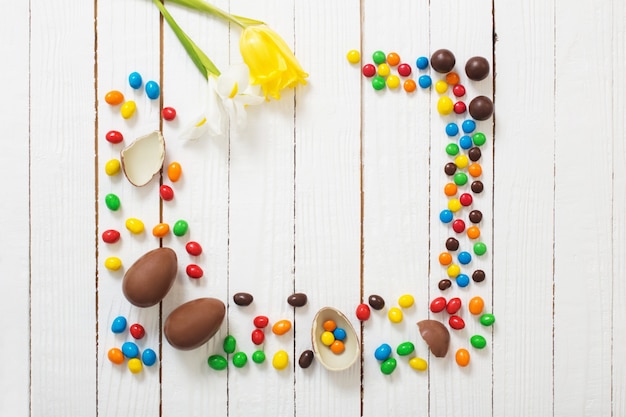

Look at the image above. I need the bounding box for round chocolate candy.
[469,96,494,121]
[465,56,490,81]
[430,49,456,73]
[445,237,460,251]
[472,269,486,283]
[468,147,482,162]
[368,294,385,310]
[444,162,457,176]
[298,350,314,369]
[471,181,484,194]
[469,210,483,223]
[287,292,308,307]
[233,292,253,306]
[438,279,452,291]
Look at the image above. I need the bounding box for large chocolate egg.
[164,298,226,350]
[122,247,177,307]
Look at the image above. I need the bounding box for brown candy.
[368,294,386,310]
[471,180,484,193]
[472,269,486,283]
[233,292,253,306]
[469,95,494,121]
[430,49,456,73]
[468,147,482,162]
[465,56,490,81]
[287,292,308,307]
[469,210,483,224]
[298,350,314,369]
[444,162,457,176]
[417,319,450,358]
[164,297,225,350]
[438,279,452,291]
[445,237,459,251]
[122,247,177,308]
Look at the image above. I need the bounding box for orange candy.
[468,163,482,178]
[330,340,345,354]
[108,347,124,364]
[467,226,481,239]
[445,71,460,85]
[403,79,417,93]
[152,223,170,238]
[322,320,337,332]
[167,162,182,182]
[104,90,124,106]
[438,252,453,265]
[386,52,401,66]
[444,182,458,196]
[455,348,470,367]
[272,319,292,335]
[468,296,485,315]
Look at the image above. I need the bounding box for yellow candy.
[447,264,461,278]
[320,331,335,346]
[128,358,143,374]
[388,307,403,323]
[437,96,454,115]
[398,294,414,308]
[272,350,289,370]
[104,159,121,176]
[120,100,137,119]
[104,257,122,271]
[448,198,462,212]
[435,80,448,94]
[125,218,145,234]
[409,357,428,371]
[377,63,390,77]
[346,49,361,64]
[386,75,400,89]
[455,155,469,169]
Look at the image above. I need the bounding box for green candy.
[372,76,386,91]
[208,354,228,371]
[445,143,460,156]
[480,313,496,327]
[252,350,266,364]
[223,335,236,354]
[453,172,468,186]
[473,242,487,256]
[396,342,415,357]
[105,193,120,211]
[472,132,487,147]
[232,352,248,368]
[380,358,397,375]
[470,335,487,349]
[372,50,386,65]
[173,219,189,237]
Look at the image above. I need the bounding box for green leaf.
[165,0,264,27]
[152,0,220,78]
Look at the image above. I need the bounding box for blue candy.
[456,273,470,287]
[418,75,432,89]
[145,80,160,100]
[459,135,473,150]
[458,251,472,265]
[333,327,347,341]
[445,123,459,137]
[415,56,429,70]
[128,71,143,89]
[111,316,127,334]
[122,341,139,358]
[142,348,157,366]
[374,343,392,361]
[439,209,453,223]
[462,119,476,133]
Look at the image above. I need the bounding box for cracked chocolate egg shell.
[417,319,450,358]
[120,130,165,186]
[122,247,177,308]
[164,298,226,350]
[311,307,360,371]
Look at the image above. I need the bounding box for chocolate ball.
[468,147,482,162]
[469,95,494,121]
[465,56,490,81]
[430,49,456,73]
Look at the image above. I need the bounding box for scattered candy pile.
[107,316,158,374]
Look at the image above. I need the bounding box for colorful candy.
[473,242,487,256]
[125,218,145,234]
[185,264,203,279]
[380,358,397,375]
[152,223,170,238]
[105,193,121,211]
[346,50,361,64]
[430,297,447,313]
[129,323,145,339]
[374,343,392,361]
[145,80,160,99]
[111,316,127,333]
[102,229,121,244]
[251,329,264,345]
[387,307,403,323]
[480,313,496,326]
[185,241,203,256]
[272,319,292,335]
[409,357,428,371]
[232,352,248,368]
[105,130,124,144]
[104,90,124,105]
[272,350,289,370]
[470,335,487,349]
[468,296,485,315]
[108,347,124,364]
[449,315,465,330]
[104,159,121,176]
[355,303,371,321]
[142,348,157,366]
[396,341,415,356]
[252,350,266,364]
[128,358,143,374]
[162,106,177,121]
[455,348,470,367]
[128,72,143,89]
[167,162,182,182]
[120,100,136,119]
[104,257,122,271]
[172,219,189,236]
[446,297,462,314]
[254,315,269,328]
[372,50,386,65]
[208,354,228,370]
[121,341,139,358]
[223,335,236,354]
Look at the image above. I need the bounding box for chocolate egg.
[122,247,177,307]
[164,298,226,350]
[417,319,450,358]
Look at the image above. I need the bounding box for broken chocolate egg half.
[417,319,450,358]
[311,307,360,371]
[120,130,165,186]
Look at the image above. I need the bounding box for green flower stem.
[153,0,220,78]
[165,0,264,28]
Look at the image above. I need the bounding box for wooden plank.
[159,2,230,416]
[29,0,97,415]
[0,1,30,415]
[360,1,431,415]
[492,0,556,416]
[293,0,362,415]
[95,1,161,416]
[428,1,494,416]
[226,1,297,415]
[553,0,613,415]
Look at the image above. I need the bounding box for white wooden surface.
[1,0,625,416]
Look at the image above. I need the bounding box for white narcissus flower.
[180,64,263,141]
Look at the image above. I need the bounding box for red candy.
[185,241,203,256]
[162,106,177,121]
[362,64,376,77]
[449,315,465,330]
[452,219,466,233]
[446,297,462,314]
[397,63,412,77]
[452,84,466,97]
[459,193,473,207]
[129,323,145,339]
[102,229,120,244]
[251,329,265,345]
[185,264,203,279]
[453,101,467,114]
[253,315,269,328]
[355,303,371,321]
[430,296,447,313]
[105,130,124,144]
[160,185,174,201]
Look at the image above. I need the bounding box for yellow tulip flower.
[239,25,308,100]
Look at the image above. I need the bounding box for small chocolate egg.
[122,247,177,307]
[164,298,226,350]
